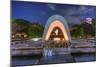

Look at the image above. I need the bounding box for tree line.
[11,19,44,38]
[11,19,96,39]
[70,19,96,38]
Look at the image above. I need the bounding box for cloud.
[64,15,81,24]
[60,5,96,24]
[47,4,56,10]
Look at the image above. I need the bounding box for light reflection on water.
[11,53,96,66]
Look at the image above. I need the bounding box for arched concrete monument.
[42,15,71,42]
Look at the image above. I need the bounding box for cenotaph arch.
[42,15,71,42]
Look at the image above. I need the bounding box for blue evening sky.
[11,1,96,26]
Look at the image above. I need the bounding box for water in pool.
[11,53,96,66]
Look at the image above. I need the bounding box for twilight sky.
[11,1,96,26]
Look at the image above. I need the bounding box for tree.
[70,24,85,38]
[11,19,31,32]
[91,19,96,36]
[11,19,44,38]
[81,20,96,37]
[28,22,44,38]
[70,19,96,38]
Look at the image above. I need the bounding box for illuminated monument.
[42,15,71,42]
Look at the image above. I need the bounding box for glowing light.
[45,20,69,41]
[54,37,60,41]
[55,29,59,35]
[31,38,41,41]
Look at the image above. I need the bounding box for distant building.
[12,32,27,39]
[81,18,93,24]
